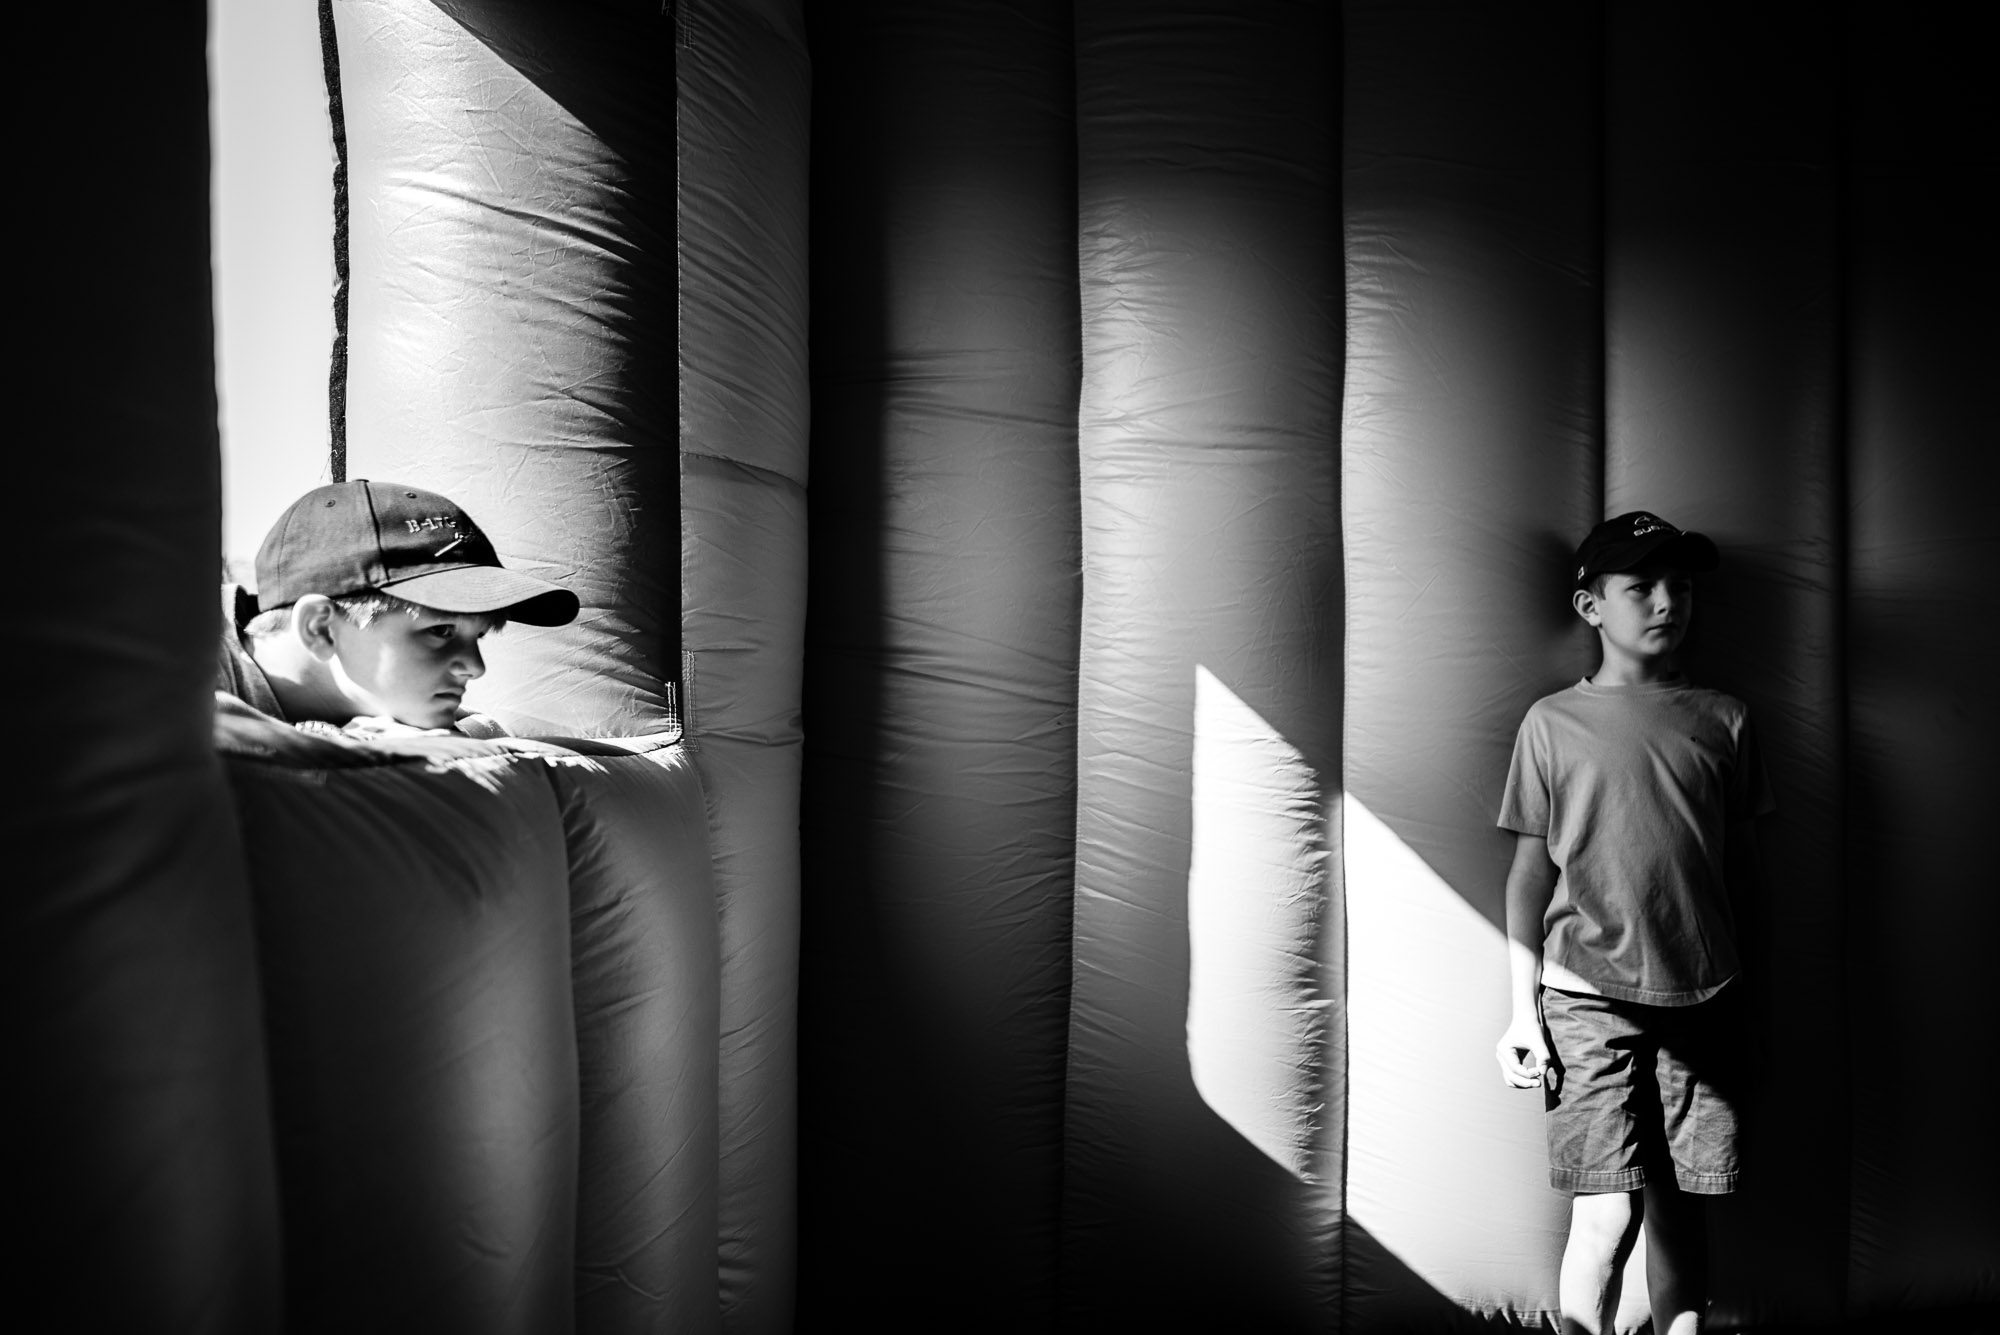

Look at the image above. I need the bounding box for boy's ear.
[292,595,340,661]
[1571,587,1600,626]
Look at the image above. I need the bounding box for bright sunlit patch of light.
[1185,665,1331,1184]
[1343,790,1577,1317]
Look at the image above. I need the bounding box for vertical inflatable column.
[1341,1,1601,1325]
[549,748,722,1335]
[677,2,811,1328]
[1063,2,1341,1326]
[16,5,281,1330]
[336,0,680,737]
[1603,7,1846,1324]
[334,8,733,1330]
[226,757,580,1335]
[1844,8,2000,1316]
[799,1,1078,1324]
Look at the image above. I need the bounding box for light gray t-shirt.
[1498,678,1774,1006]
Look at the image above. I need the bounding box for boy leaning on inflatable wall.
[216,479,580,761]
[1494,511,1775,1335]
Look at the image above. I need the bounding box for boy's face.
[1577,562,1693,667]
[325,607,496,729]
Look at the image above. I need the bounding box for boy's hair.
[243,591,506,641]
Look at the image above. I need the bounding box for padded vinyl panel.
[334,0,681,737]
[175,2,2000,1327]
[1062,3,1343,1327]
[226,754,579,1335]
[1340,1,1601,1325]
[20,775,281,1334]
[548,745,721,1335]
[676,1,812,1326]
[1842,8,2000,1315]
[798,2,1080,1324]
[17,3,282,1329]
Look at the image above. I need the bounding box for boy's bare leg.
[1560,1190,1642,1335]
[1642,1180,1708,1334]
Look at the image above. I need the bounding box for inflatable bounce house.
[19,0,1995,1330]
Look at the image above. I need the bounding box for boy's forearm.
[1506,938,1541,1019]
[1504,835,1558,1017]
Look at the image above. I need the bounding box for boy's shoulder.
[1515,679,1753,745]
[1515,680,1590,729]
[1680,682,1752,722]
[1523,679,1586,709]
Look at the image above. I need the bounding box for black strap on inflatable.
[1590,0,1609,521]
[319,0,351,483]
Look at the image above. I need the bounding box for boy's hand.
[1495,1013,1553,1090]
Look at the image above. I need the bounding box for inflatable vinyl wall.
[803,2,1995,1331]
[19,0,1994,1331]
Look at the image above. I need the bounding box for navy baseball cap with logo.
[255,480,580,626]
[1573,511,1720,588]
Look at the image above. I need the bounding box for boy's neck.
[1588,650,1681,688]
[249,635,359,725]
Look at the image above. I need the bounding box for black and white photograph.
[16,2,1994,1332]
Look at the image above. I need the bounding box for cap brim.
[379,566,581,626]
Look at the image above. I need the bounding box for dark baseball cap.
[255,480,580,626]
[1573,511,1719,588]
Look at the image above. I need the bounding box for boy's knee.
[1641,1181,1707,1241]
[1568,1190,1641,1256]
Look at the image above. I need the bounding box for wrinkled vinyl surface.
[336,0,680,737]
[17,4,281,1330]
[226,754,579,1335]
[675,3,811,1328]
[1602,8,1847,1322]
[1340,2,1602,1325]
[333,4,810,1325]
[1842,12,1998,1311]
[799,1,1080,1324]
[1060,3,1343,1327]
[548,744,722,1335]
[89,1,1993,1330]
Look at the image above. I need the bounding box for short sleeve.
[1498,710,1551,835]
[1728,711,1777,821]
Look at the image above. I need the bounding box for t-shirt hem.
[1543,970,1736,1008]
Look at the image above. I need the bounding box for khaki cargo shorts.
[1541,984,1745,1196]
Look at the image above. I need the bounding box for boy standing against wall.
[1494,512,1773,1335]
